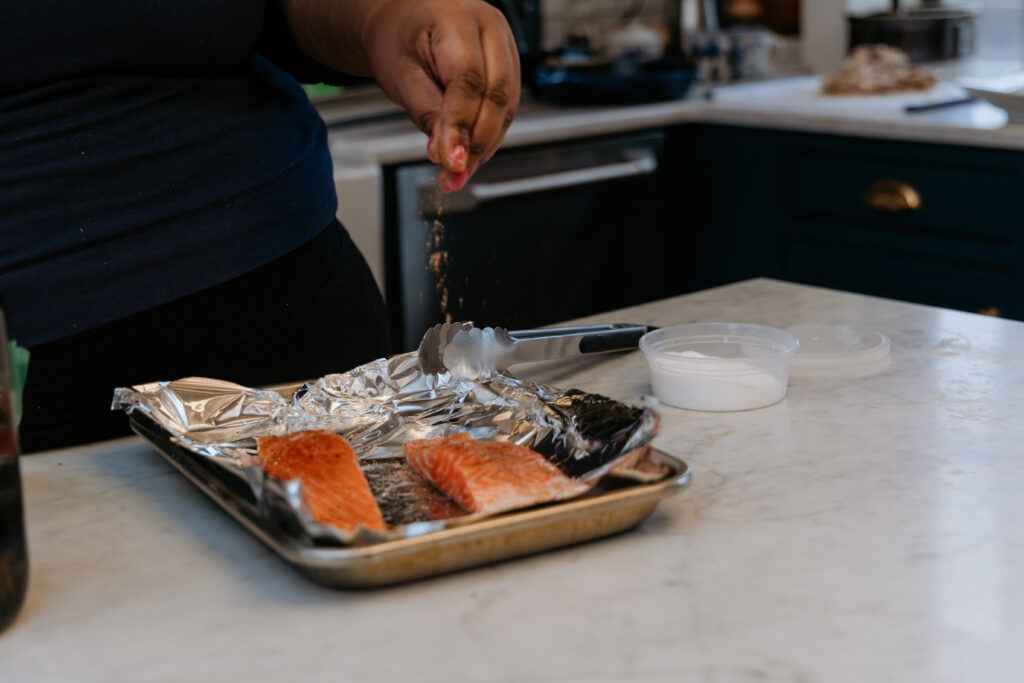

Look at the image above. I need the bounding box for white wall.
[801,0,846,73]
[974,0,1024,60]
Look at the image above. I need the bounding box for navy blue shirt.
[0,1,346,346]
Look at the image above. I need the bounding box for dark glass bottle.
[0,309,28,633]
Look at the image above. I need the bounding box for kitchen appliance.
[848,0,977,63]
[386,129,692,351]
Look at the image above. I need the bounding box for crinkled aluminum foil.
[113,351,659,547]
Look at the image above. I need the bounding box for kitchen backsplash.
[540,0,678,51]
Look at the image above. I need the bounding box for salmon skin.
[538,389,649,480]
[404,433,590,515]
[258,430,386,533]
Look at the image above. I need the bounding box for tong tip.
[417,321,475,375]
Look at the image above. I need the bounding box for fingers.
[388,65,445,139]
[430,5,520,192]
[472,19,520,168]
[370,46,445,165]
[430,20,483,183]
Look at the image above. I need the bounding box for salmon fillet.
[403,433,590,515]
[258,430,386,533]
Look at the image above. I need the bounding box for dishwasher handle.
[421,152,658,215]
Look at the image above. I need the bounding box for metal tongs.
[417,322,653,378]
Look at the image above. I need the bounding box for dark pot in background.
[848,8,977,63]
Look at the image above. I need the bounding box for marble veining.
[4,279,1024,682]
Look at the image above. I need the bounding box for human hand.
[361,0,521,192]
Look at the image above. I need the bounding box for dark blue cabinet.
[683,124,1024,320]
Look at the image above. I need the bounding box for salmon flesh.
[258,430,386,533]
[404,433,590,515]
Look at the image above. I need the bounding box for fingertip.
[450,145,468,173]
[449,170,469,193]
[438,127,472,174]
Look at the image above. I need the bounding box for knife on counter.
[904,96,976,113]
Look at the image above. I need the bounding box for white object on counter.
[959,72,1024,125]
[786,323,891,369]
[601,19,667,62]
[639,322,799,411]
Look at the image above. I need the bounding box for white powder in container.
[648,350,788,411]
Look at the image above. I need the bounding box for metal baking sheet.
[129,411,689,588]
[114,349,689,587]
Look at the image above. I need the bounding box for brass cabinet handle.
[864,179,922,214]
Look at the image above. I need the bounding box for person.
[0,0,521,452]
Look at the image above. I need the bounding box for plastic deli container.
[785,323,891,375]
[638,323,800,411]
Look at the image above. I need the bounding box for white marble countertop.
[4,279,1023,682]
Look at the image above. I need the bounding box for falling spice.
[425,185,453,323]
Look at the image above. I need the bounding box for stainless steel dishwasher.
[386,129,690,351]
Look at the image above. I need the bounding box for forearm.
[281,0,387,77]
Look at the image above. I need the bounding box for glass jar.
[0,307,28,633]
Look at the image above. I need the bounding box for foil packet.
[112,351,660,547]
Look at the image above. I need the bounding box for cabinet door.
[784,151,1019,243]
[688,125,1024,320]
[783,239,1013,315]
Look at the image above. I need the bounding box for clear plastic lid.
[785,324,890,369]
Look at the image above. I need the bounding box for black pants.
[19,220,391,453]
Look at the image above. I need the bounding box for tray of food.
[114,349,689,588]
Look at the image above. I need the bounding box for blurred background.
[317,0,1024,350]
